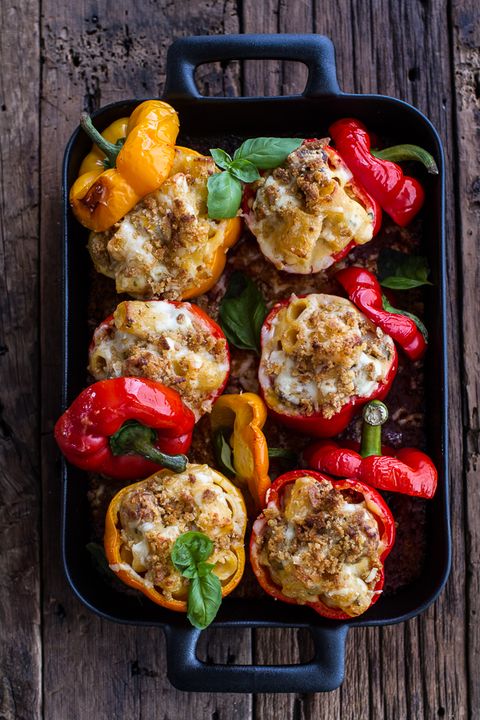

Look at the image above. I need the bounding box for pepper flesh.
[249,469,396,620]
[258,296,398,438]
[54,377,195,480]
[329,118,425,226]
[70,100,179,231]
[210,392,271,510]
[336,266,427,361]
[104,468,247,612]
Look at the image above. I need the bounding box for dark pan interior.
[62,93,450,632]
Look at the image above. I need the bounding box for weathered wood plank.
[40,2,251,718]
[450,2,480,718]
[0,1,42,719]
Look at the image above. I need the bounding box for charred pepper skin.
[249,469,396,620]
[336,266,427,361]
[54,377,195,480]
[70,100,179,231]
[329,118,425,227]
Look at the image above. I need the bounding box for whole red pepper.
[329,118,426,226]
[258,295,398,438]
[250,469,396,620]
[303,400,437,499]
[336,266,427,361]
[54,377,195,479]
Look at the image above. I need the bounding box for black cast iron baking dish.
[61,34,451,693]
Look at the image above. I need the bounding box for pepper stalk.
[360,400,389,458]
[80,112,126,169]
[109,420,188,473]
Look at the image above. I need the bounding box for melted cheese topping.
[88,149,234,299]
[247,140,374,274]
[89,300,229,419]
[259,294,395,419]
[256,475,383,616]
[116,464,246,602]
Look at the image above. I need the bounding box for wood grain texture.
[0,2,42,719]
[21,0,475,716]
[450,1,480,717]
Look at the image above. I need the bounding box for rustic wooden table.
[1,0,478,717]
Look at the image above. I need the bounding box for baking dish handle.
[164,34,341,99]
[164,624,348,693]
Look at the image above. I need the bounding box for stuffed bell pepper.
[250,470,395,619]
[258,291,398,437]
[89,299,230,421]
[88,146,242,299]
[243,139,381,274]
[104,464,247,627]
[303,400,438,499]
[54,377,195,480]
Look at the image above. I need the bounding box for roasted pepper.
[329,119,437,227]
[336,266,427,361]
[210,392,271,510]
[54,377,195,480]
[258,293,398,438]
[250,469,396,619]
[303,400,438,499]
[70,100,179,231]
[104,465,247,612]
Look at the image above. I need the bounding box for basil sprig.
[207,137,303,219]
[377,249,432,290]
[171,531,222,629]
[219,272,268,354]
[382,294,428,341]
[213,428,236,478]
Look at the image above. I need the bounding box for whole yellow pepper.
[210,393,271,511]
[70,100,179,232]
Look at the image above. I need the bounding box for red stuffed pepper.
[258,292,398,437]
[336,266,427,361]
[243,138,381,274]
[303,400,437,499]
[54,377,195,480]
[89,299,230,421]
[329,118,438,227]
[250,469,395,619]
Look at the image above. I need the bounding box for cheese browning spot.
[248,140,374,274]
[259,294,395,419]
[88,149,234,298]
[256,475,383,616]
[89,300,229,419]
[116,465,245,602]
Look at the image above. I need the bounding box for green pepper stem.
[360,401,389,458]
[80,112,122,168]
[109,420,188,473]
[371,144,438,174]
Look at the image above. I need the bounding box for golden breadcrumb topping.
[116,465,245,602]
[247,140,374,273]
[89,300,229,419]
[259,294,395,418]
[88,149,233,299]
[255,475,383,616]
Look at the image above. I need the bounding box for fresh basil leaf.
[381,294,429,341]
[210,148,232,170]
[219,271,267,353]
[228,159,261,183]
[171,531,214,572]
[207,171,242,219]
[377,249,432,290]
[213,429,236,478]
[187,573,222,629]
[268,447,298,462]
[233,137,303,169]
